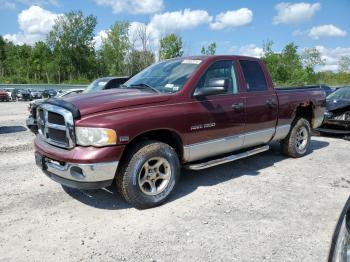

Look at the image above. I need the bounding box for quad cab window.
[195,60,239,94]
[239,60,268,92]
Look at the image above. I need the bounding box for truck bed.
[275,86,326,129]
[275,86,323,91]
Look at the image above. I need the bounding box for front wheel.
[281,118,311,158]
[116,141,180,209]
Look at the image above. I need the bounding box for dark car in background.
[318,86,350,134]
[83,76,130,93]
[29,90,42,100]
[42,89,57,98]
[319,84,336,97]
[18,89,31,101]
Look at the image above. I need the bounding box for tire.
[116,141,180,209]
[281,117,311,158]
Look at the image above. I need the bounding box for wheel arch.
[293,101,316,127]
[119,128,184,164]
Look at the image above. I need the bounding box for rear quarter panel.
[276,88,326,128]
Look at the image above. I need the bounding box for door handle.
[232,102,244,112]
[266,99,277,108]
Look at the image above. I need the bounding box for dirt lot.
[0,101,349,262]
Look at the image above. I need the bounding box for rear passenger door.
[239,59,278,147]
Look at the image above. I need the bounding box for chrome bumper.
[41,156,118,189]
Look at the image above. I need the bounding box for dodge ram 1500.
[33,56,326,208]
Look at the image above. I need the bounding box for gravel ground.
[0,101,349,262]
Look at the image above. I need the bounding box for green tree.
[302,47,324,70]
[339,56,350,72]
[100,21,130,76]
[158,34,183,60]
[127,23,155,75]
[31,41,52,82]
[47,11,97,82]
[280,43,308,85]
[127,50,155,76]
[261,40,283,84]
[201,42,216,55]
[0,36,6,77]
[301,47,324,83]
[262,41,309,86]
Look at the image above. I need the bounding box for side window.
[239,60,267,92]
[196,60,239,94]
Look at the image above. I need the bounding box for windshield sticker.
[172,86,180,91]
[165,83,174,88]
[98,81,107,86]
[182,59,202,64]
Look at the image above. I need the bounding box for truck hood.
[63,88,171,116]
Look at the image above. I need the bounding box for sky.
[0,0,349,71]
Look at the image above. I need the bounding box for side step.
[185,145,270,170]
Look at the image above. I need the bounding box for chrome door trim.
[183,134,244,162]
[183,125,291,163]
[243,128,275,148]
[272,124,291,141]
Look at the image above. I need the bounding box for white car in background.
[4,88,15,101]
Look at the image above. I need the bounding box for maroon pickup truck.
[33,56,326,208]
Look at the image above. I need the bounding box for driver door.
[185,60,246,162]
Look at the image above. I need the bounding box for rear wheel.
[281,118,311,158]
[116,141,180,209]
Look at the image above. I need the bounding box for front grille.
[48,128,67,142]
[48,112,65,125]
[37,104,75,149]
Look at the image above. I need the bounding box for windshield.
[122,58,202,93]
[327,87,350,101]
[84,78,111,93]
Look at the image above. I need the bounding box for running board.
[185,145,270,170]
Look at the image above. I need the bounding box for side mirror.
[194,78,229,97]
[328,196,350,262]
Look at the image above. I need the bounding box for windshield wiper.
[129,83,161,94]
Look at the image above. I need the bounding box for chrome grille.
[37,104,75,149]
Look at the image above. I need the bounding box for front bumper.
[34,136,125,189]
[37,153,118,189]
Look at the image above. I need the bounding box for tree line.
[0,10,349,86]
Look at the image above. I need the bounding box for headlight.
[75,127,117,147]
